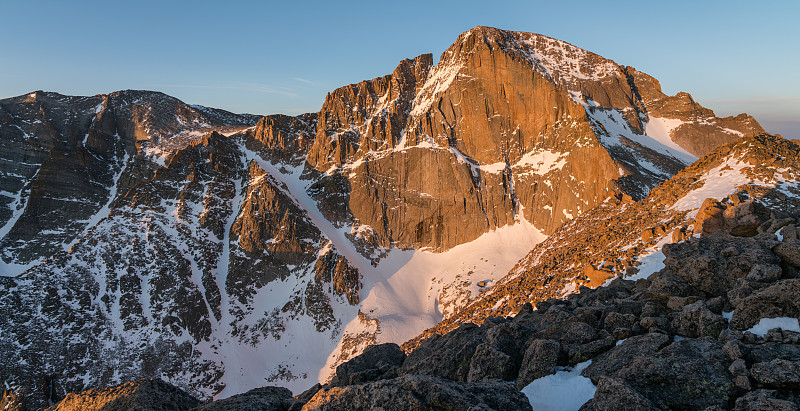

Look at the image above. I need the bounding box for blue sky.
[1,0,798,137]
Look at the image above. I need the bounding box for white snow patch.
[64,142,130,252]
[522,360,596,411]
[624,236,671,282]
[410,60,462,118]
[559,281,578,298]
[747,317,800,337]
[520,33,620,83]
[672,157,770,215]
[325,209,547,381]
[512,149,569,177]
[644,117,697,164]
[0,169,40,276]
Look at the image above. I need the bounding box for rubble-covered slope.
[406,134,800,350]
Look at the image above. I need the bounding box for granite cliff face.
[0,26,776,409]
[305,26,762,251]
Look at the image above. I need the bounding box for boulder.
[730,279,800,330]
[724,201,770,237]
[193,387,292,411]
[747,264,784,283]
[751,359,800,388]
[694,198,726,236]
[332,343,405,386]
[569,336,616,365]
[49,379,200,411]
[582,333,671,381]
[536,320,598,347]
[661,234,780,297]
[589,377,659,411]
[516,339,561,388]
[399,323,484,381]
[300,375,533,411]
[670,301,728,338]
[467,343,516,382]
[733,389,799,411]
[610,338,736,409]
[602,312,637,333]
[775,239,800,267]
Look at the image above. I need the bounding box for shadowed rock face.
[0,90,259,271]
[0,125,360,408]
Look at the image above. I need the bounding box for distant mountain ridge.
[0,26,778,409]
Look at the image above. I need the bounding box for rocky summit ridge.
[0,26,792,410]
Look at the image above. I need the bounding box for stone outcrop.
[192,387,293,411]
[330,343,405,386]
[47,379,201,411]
[300,375,533,411]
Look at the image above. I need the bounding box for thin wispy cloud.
[292,77,330,88]
[292,77,317,85]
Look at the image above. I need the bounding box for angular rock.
[610,338,736,409]
[193,387,292,411]
[734,389,799,411]
[747,264,784,283]
[661,234,780,297]
[670,301,728,338]
[49,379,200,411]
[775,239,800,267]
[536,320,598,347]
[300,375,533,411]
[589,377,659,411]
[723,340,748,361]
[332,343,405,386]
[582,333,671,381]
[602,312,637,333]
[751,359,800,388]
[516,339,561,388]
[399,323,484,382]
[730,279,800,330]
[695,198,726,236]
[724,200,771,237]
[569,336,616,365]
[467,343,516,382]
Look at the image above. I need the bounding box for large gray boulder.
[300,375,532,411]
[609,338,736,409]
[192,387,292,411]
[730,279,800,330]
[331,343,405,386]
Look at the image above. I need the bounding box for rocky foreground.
[15,195,800,411]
